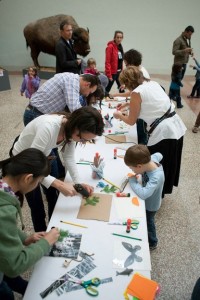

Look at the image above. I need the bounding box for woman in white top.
[12,106,104,231]
[113,66,186,197]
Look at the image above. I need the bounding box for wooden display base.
[0,68,11,91]
[22,67,56,80]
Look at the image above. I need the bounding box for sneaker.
[149,244,158,251]
[192,126,199,133]
[187,95,194,98]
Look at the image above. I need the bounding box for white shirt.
[140,65,150,80]
[12,115,80,188]
[133,81,187,146]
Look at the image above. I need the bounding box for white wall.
[0,0,199,74]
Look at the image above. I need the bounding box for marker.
[102,178,120,190]
[114,148,117,159]
[126,219,132,233]
[116,192,130,197]
[60,220,88,228]
[112,233,142,241]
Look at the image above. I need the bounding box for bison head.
[72,28,90,57]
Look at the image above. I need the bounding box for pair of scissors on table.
[109,219,139,230]
[68,274,101,296]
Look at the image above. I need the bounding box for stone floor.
[0,73,199,300]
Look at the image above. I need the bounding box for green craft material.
[84,196,100,206]
[101,185,118,193]
[58,229,69,242]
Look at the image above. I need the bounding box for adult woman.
[0,148,59,299]
[113,66,186,197]
[105,30,124,97]
[12,106,104,231]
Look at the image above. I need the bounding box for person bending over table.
[11,107,104,232]
[113,66,186,197]
[0,148,60,300]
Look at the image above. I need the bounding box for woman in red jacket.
[105,30,124,97]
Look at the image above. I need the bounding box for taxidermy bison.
[23,14,90,68]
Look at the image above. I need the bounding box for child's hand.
[113,110,123,119]
[44,227,60,245]
[189,64,194,68]
[24,232,46,245]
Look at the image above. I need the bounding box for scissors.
[108,219,139,230]
[68,274,101,296]
[123,219,139,230]
[131,221,139,230]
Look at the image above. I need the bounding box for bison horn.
[87,27,89,33]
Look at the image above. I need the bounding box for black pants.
[148,137,184,197]
[105,72,124,95]
[191,277,200,300]
[0,275,28,300]
[25,148,65,232]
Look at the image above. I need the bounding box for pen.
[76,162,92,165]
[60,220,88,228]
[107,131,128,135]
[112,233,142,241]
[102,178,120,190]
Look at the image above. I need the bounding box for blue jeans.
[146,210,158,247]
[191,79,200,97]
[0,275,28,300]
[23,106,43,126]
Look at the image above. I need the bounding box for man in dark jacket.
[55,20,81,74]
[172,25,194,79]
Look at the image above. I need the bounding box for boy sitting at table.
[124,144,165,250]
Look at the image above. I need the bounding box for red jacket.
[105,40,121,79]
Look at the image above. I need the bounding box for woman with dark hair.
[0,148,59,300]
[11,106,104,231]
[105,30,124,97]
[113,66,186,197]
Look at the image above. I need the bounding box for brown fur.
[23,14,90,68]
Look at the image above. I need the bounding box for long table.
[23,103,151,300]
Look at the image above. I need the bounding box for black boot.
[176,97,183,108]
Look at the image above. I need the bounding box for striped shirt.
[30,72,81,113]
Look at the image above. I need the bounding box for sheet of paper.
[77,193,112,222]
[112,238,151,271]
[113,197,145,219]
[48,232,82,259]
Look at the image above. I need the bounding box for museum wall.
[0,0,199,74]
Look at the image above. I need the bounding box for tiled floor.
[0,73,199,300]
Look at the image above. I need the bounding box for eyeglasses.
[77,133,91,144]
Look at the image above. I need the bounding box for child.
[84,58,100,75]
[20,66,40,99]
[0,148,59,299]
[187,56,200,98]
[124,144,165,250]
[169,64,183,108]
